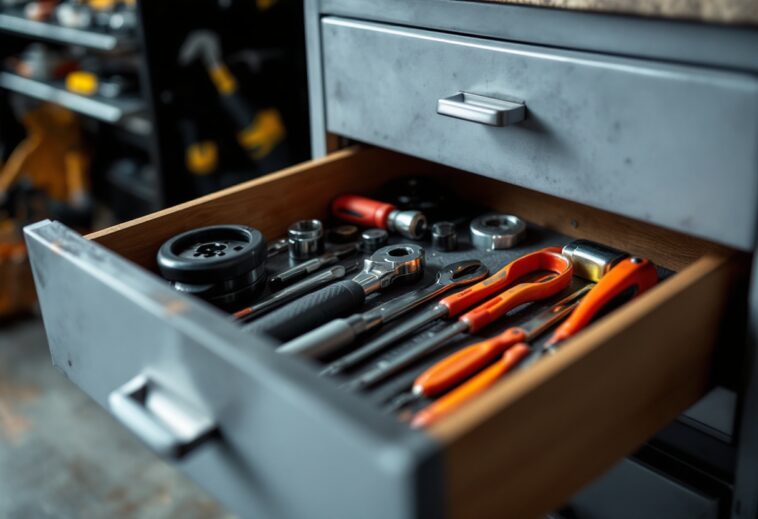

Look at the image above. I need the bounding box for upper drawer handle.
[437,92,525,127]
[109,374,218,460]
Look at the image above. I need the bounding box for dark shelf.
[0,10,134,51]
[0,72,149,132]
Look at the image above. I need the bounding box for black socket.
[328,224,360,244]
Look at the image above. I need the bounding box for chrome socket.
[288,219,325,260]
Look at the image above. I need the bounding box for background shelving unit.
[0,0,309,221]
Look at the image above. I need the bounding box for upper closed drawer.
[322,17,758,250]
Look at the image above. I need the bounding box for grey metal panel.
[320,0,758,73]
[565,458,720,519]
[305,0,328,157]
[24,220,441,519]
[321,17,758,250]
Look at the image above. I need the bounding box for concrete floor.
[0,317,235,519]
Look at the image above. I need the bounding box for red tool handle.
[412,343,532,428]
[546,257,658,347]
[331,195,396,229]
[413,327,528,397]
[460,253,573,333]
[440,247,566,316]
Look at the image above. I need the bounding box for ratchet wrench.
[347,250,573,390]
[243,244,425,342]
[278,260,489,358]
[323,247,568,377]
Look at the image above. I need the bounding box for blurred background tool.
[178,29,289,173]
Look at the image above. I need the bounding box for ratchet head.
[353,244,425,294]
[435,260,488,287]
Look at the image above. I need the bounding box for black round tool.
[431,221,458,251]
[361,228,388,252]
[328,224,360,244]
[157,224,267,309]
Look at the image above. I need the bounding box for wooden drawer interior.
[86,146,744,519]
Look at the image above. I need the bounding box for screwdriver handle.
[546,257,658,347]
[461,254,573,333]
[332,195,396,230]
[440,247,564,316]
[413,327,528,397]
[412,343,532,428]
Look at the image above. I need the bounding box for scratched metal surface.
[0,318,234,519]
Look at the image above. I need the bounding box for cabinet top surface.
[474,0,758,25]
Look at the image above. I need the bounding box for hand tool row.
[153,181,660,428]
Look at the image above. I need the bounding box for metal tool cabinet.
[24,1,758,518]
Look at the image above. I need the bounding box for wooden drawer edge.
[85,146,436,270]
[429,252,739,519]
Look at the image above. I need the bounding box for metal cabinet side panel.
[565,458,721,519]
[321,17,758,251]
[24,220,441,519]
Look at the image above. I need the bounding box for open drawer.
[25,146,743,519]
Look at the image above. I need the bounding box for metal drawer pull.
[437,92,525,127]
[109,375,217,460]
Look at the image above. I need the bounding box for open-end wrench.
[243,244,425,342]
[278,260,489,359]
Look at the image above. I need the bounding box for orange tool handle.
[546,257,658,346]
[412,343,532,428]
[413,327,527,397]
[440,247,566,316]
[331,195,396,230]
[460,253,573,333]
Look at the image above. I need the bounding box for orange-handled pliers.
[347,250,573,390]
[411,256,657,427]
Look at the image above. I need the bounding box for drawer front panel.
[24,220,436,519]
[322,17,758,250]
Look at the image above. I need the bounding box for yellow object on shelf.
[66,71,99,97]
[186,141,219,175]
